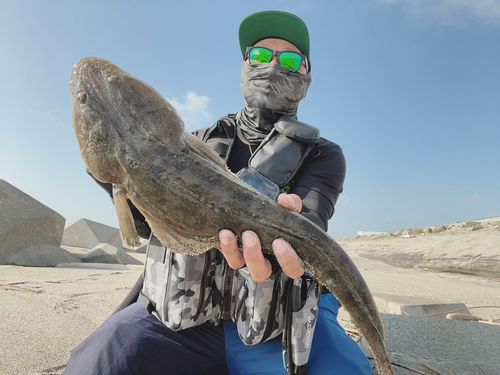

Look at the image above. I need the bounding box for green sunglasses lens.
[248,47,304,72]
[279,51,302,72]
[249,47,273,64]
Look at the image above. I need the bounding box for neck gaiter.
[236,62,311,142]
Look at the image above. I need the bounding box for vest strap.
[248,115,320,188]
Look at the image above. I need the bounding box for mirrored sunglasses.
[245,46,308,73]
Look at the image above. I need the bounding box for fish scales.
[70,57,394,375]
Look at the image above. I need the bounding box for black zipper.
[164,247,174,323]
[221,266,234,320]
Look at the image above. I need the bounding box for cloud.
[376,0,500,28]
[167,91,213,132]
[337,194,351,205]
[458,193,484,204]
[385,214,395,222]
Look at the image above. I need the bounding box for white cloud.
[376,0,500,28]
[336,194,351,205]
[459,193,483,204]
[166,91,213,132]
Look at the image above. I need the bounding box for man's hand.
[218,193,305,282]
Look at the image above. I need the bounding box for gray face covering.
[236,61,312,142]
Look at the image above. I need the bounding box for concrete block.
[360,314,500,374]
[106,230,128,249]
[134,242,148,254]
[55,263,130,270]
[399,303,469,318]
[373,293,470,318]
[61,218,123,249]
[0,180,65,263]
[4,245,82,267]
[82,243,143,265]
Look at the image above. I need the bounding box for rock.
[0,180,66,264]
[446,313,481,321]
[4,245,81,267]
[463,222,484,232]
[82,243,143,265]
[431,225,446,233]
[465,221,481,228]
[61,218,125,249]
[134,242,148,254]
[402,229,416,238]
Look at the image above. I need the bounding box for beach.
[1,218,499,375]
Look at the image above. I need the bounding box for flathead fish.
[70,57,393,375]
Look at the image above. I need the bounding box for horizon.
[1,1,499,238]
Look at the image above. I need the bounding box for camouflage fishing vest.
[139,114,323,372]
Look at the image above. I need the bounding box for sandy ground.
[335,217,500,324]
[0,259,144,375]
[0,220,499,375]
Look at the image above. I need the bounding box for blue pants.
[63,294,371,375]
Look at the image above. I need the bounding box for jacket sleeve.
[289,139,346,232]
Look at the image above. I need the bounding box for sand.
[0,219,499,375]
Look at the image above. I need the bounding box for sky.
[1,0,499,238]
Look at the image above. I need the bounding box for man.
[64,10,371,375]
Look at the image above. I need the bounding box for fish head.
[70,57,185,185]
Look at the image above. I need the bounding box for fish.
[70,56,394,375]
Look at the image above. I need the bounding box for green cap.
[239,10,310,60]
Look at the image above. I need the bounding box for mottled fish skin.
[70,57,394,375]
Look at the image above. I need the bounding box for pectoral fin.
[183,132,228,168]
[113,185,141,247]
[137,207,218,256]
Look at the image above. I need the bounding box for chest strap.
[248,115,319,189]
[203,114,320,200]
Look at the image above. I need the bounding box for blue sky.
[1,1,499,238]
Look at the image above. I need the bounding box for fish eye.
[76,91,88,104]
[107,74,120,84]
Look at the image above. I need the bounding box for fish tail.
[375,354,394,375]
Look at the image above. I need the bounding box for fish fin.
[143,212,218,255]
[183,132,228,169]
[168,235,218,256]
[131,203,219,255]
[113,185,141,248]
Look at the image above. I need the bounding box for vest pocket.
[141,236,220,330]
[232,267,288,345]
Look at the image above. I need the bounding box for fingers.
[273,239,305,279]
[219,229,245,269]
[277,193,302,213]
[219,230,272,282]
[241,231,273,282]
[219,230,305,280]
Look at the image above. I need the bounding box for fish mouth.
[70,58,121,152]
[70,57,122,104]
[70,58,125,185]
